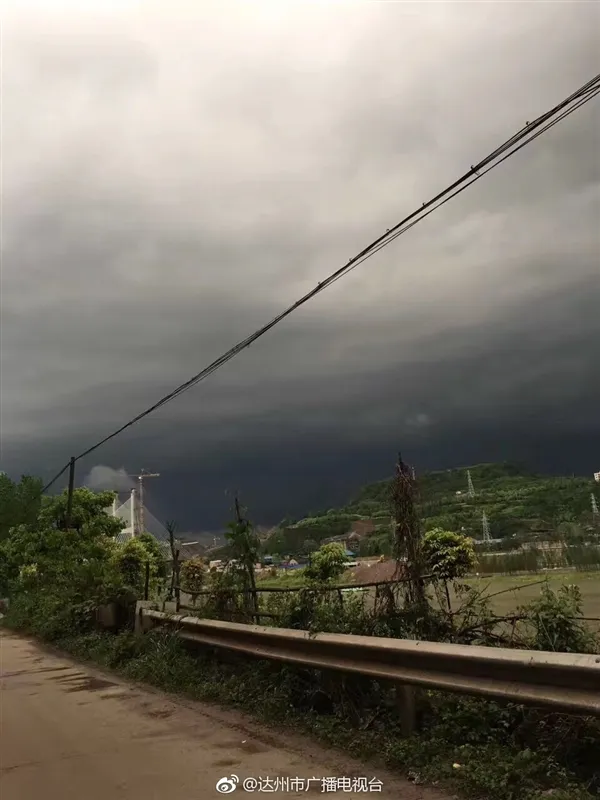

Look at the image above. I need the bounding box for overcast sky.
[1,2,599,532]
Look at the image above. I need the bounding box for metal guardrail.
[139,607,600,717]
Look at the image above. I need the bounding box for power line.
[325,79,600,290]
[36,72,600,489]
[41,462,72,494]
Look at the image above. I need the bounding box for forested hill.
[263,462,598,556]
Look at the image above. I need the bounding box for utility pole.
[467,470,475,499]
[130,470,160,536]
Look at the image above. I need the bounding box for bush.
[137,532,168,580]
[112,539,153,594]
[180,557,206,594]
[521,583,598,654]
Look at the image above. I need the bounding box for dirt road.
[0,629,447,800]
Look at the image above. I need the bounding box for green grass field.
[463,569,600,621]
[255,569,309,588]
[255,567,600,629]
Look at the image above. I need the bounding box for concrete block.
[135,600,157,634]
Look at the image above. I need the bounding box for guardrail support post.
[395,683,417,737]
[135,602,156,634]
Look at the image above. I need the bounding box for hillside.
[263,462,599,557]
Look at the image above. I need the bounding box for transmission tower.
[482,511,491,543]
[467,470,475,498]
[592,493,599,519]
[131,470,160,536]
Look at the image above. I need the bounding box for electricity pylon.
[467,470,475,499]
[482,511,491,543]
[592,493,599,519]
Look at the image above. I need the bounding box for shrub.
[180,557,206,594]
[521,583,598,654]
[112,539,152,594]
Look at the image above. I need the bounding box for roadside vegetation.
[1,471,599,799]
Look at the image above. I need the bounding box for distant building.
[350,520,377,537]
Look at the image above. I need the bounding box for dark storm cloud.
[1,3,599,528]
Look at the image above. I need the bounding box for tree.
[422,528,475,612]
[38,487,124,536]
[225,497,259,586]
[0,473,43,541]
[0,487,142,640]
[304,543,346,584]
[422,528,475,581]
[223,496,260,617]
[1,488,123,600]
